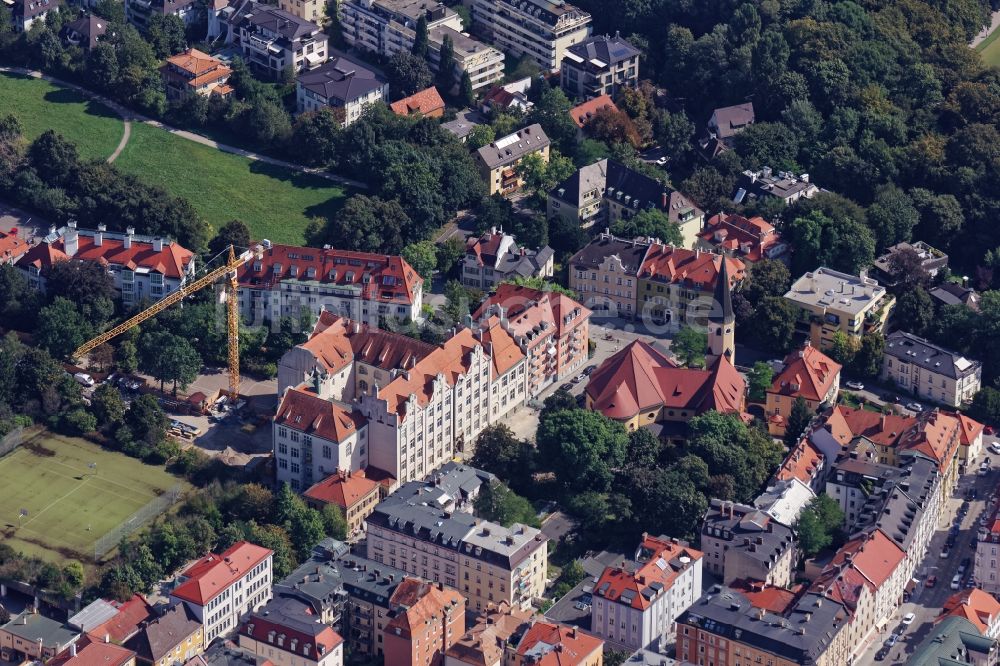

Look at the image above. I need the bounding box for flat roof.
[785,267,886,315]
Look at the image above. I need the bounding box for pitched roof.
[90,595,153,643]
[0,230,28,264]
[297,57,385,103]
[242,597,342,657]
[125,604,201,664]
[476,124,550,170]
[171,541,273,606]
[638,245,746,290]
[303,470,379,509]
[897,410,963,472]
[275,385,364,443]
[828,529,905,588]
[585,341,745,421]
[300,313,436,376]
[385,578,464,638]
[62,14,108,49]
[956,413,985,446]
[940,589,1000,633]
[390,86,445,116]
[444,602,533,666]
[699,213,783,262]
[831,406,915,449]
[238,244,422,307]
[710,102,755,139]
[166,49,224,76]
[49,634,135,666]
[567,231,650,274]
[515,622,603,666]
[774,437,823,485]
[564,34,640,68]
[593,535,702,611]
[768,344,841,402]
[568,94,618,129]
[17,228,193,278]
[473,284,590,345]
[730,579,800,614]
[883,330,981,380]
[475,315,525,379]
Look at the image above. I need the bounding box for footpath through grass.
[0,72,124,160]
[0,428,189,563]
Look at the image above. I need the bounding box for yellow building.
[765,343,841,437]
[475,124,550,196]
[127,604,204,666]
[784,267,895,350]
[279,0,323,21]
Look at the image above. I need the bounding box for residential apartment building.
[0,612,79,663]
[17,223,195,307]
[676,586,851,666]
[239,596,344,666]
[560,33,640,100]
[753,477,815,528]
[161,49,233,101]
[295,57,388,123]
[475,124,551,196]
[940,589,1000,641]
[383,579,465,666]
[124,0,194,30]
[585,340,745,435]
[872,240,948,287]
[567,231,649,319]
[474,284,591,399]
[69,596,153,645]
[236,241,424,326]
[61,13,109,49]
[273,385,368,490]
[461,227,554,291]
[11,0,59,32]
[510,622,603,666]
[695,212,788,263]
[548,160,704,245]
[443,602,533,666]
[733,167,818,205]
[590,535,702,652]
[365,478,548,612]
[126,603,205,666]
[784,267,894,350]
[882,331,981,407]
[700,500,796,588]
[304,470,381,535]
[765,343,841,437]
[468,0,592,71]
[169,541,274,645]
[278,0,322,22]
[705,102,754,149]
[235,6,328,79]
[807,563,877,662]
[339,0,503,91]
[975,501,1000,594]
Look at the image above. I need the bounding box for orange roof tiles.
[898,411,963,472]
[166,48,224,76]
[638,245,746,290]
[18,235,193,278]
[593,535,702,611]
[940,588,1000,633]
[955,413,985,446]
[275,386,364,443]
[476,315,525,379]
[172,541,272,606]
[828,529,905,589]
[585,340,745,421]
[809,566,870,615]
[515,622,603,666]
[832,406,915,448]
[49,634,135,666]
[385,578,465,638]
[390,86,445,116]
[768,344,841,402]
[303,470,378,509]
[91,595,153,644]
[475,284,590,342]
[377,328,482,415]
[300,315,435,376]
[0,230,28,264]
[699,213,783,262]
[569,94,619,129]
[774,437,823,485]
[730,579,800,614]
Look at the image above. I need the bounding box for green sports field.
[0,429,189,563]
[976,25,1000,68]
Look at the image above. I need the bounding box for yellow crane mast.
[72,244,262,399]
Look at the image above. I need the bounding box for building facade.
[12,0,59,31]
[124,0,194,30]
[126,603,204,666]
[295,57,388,123]
[567,231,648,319]
[239,596,344,666]
[304,470,381,535]
[784,267,895,350]
[882,331,981,407]
[461,227,554,291]
[235,7,328,80]
[560,33,639,100]
[765,343,841,437]
[383,579,465,666]
[161,49,233,101]
[169,542,274,645]
[469,0,591,71]
[700,500,796,588]
[476,124,551,196]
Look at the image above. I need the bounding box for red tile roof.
[91,595,153,644]
[0,230,29,264]
[300,314,436,376]
[239,244,422,308]
[18,234,193,279]
[638,245,746,290]
[474,284,590,344]
[832,406,915,448]
[377,328,482,415]
[49,634,135,666]
[940,588,1000,633]
[768,344,841,402]
[809,566,870,616]
[828,529,905,589]
[275,386,364,443]
[955,413,985,447]
[568,94,619,129]
[593,536,702,610]
[774,437,823,485]
[385,578,465,639]
[515,622,603,666]
[165,48,224,76]
[390,86,445,116]
[242,605,342,657]
[699,213,783,262]
[897,411,963,472]
[303,470,378,509]
[172,541,272,606]
[585,340,745,421]
[476,315,525,379]
[730,579,800,614]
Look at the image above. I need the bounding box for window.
[322,445,331,459]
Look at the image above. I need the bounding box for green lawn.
[977,27,1000,67]
[0,428,189,563]
[0,72,125,160]
[114,123,349,245]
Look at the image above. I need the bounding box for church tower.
[707,255,735,366]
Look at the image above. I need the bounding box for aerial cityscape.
[1,0,1000,664]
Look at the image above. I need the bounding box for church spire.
[711,255,734,325]
[707,255,736,366]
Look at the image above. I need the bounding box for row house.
[566,231,649,320]
[700,500,796,589]
[237,241,423,326]
[907,616,998,665]
[239,596,344,666]
[882,331,982,408]
[383,579,465,666]
[125,603,205,666]
[124,0,194,30]
[765,343,841,437]
[590,534,702,652]
[560,33,640,100]
[160,49,233,101]
[975,501,1000,594]
[784,267,895,350]
[475,124,551,196]
[695,212,788,263]
[468,0,592,72]
[16,223,195,307]
[461,227,554,291]
[443,602,533,666]
[474,284,591,399]
[365,477,548,612]
[0,612,79,663]
[295,57,388,124]
[548,160,704,245]
[169,541,274,645]
[234,4,328,80]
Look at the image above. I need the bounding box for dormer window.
[273,263,282,273]
[253,261,262,272]
[290,265,298,277]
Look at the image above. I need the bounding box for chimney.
[64,224,79,257]
[104,634,110,644]
[70,643,77,657]
[662,192,668,209]
[153,237,164,252]
[95,224,105,246]
[124,227,134,249]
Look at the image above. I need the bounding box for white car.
[989,443,1000,456]
[906,402,923,412]
[846,381,864,390]
[902,612,915,625]
[654,156,669,166]
[73,372,95,387]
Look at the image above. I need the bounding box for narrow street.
[853,443,999,665]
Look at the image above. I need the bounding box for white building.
[170,541,274,645]
[882,331,981,407]
[235,5,329,80]
[468,0,592,72]
[295,57,388,123]
[239,596,344,666]
[591,535,702,652]
[16,223,196,307]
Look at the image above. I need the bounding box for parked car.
[952,574,963,590]
[989,443,1000,456]
[906,402,923,412]
[959,563,968,576]
[875,648,889,661]
[941,547,951,559]
[962,557,972,569]
[572,374,585,384]
[654,156,669,167]
[885,635,898,648]
[73,372,95,387]
[979,463,991,476]
[926,575,938,588]
[902,612,916,625]
[961,501,970,515]
[968,488,978,500]
[946,536,956,548]
[582,365,597,375]
[846,380,865,390]
[560,383,574,392]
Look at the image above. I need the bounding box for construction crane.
[73,244,263,399]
